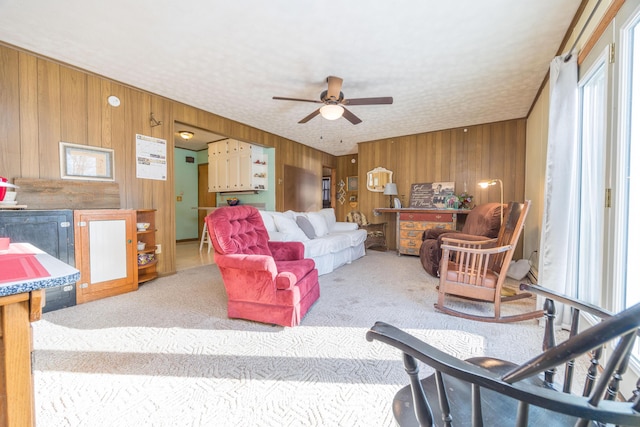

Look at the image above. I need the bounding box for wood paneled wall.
[1,42,527,269]
[0,43,335,275]
[334,154,359,222]
[351,120,527,250]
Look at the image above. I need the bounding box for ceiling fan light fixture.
[179,131,194,140]
[319,104,344,120]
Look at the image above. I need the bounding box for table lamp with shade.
[478,179,503,224]
[383,183,398,208]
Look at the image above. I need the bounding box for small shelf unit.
[136,209,158,284]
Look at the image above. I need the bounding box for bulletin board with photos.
[408,182,456,209]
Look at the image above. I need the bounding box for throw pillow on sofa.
[296,216,317,239]
[273,214,310,242]
[307,212,329,237]
[318,208,337,231]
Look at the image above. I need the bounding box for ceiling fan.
[272,76,393,125]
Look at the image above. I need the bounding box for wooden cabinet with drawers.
[373,208,469,255]
[399,211,455,255]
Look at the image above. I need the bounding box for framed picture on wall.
[59,142,115,181]
[347,176,358,191]
[409,181,455,208]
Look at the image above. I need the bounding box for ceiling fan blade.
[273,96,323,104]
[326,76,343,100]
[298,108,321,124]
[343,96,393,106]
[341,107,362,125]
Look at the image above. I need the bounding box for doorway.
[173,122,225,270]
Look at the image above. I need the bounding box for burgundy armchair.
[419,203,503,277]
[205,206,320,327]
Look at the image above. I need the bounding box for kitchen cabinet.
[74,209,137,304]
[208,139,268,192]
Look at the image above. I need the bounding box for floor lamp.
[478,179,503,224]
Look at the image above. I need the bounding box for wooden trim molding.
[578,0,626,65]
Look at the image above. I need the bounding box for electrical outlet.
[155,244,161,254]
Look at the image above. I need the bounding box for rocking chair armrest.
[441,241,511,256]
[367,321,504,383]
[366,321,640,425]
[367,322,557,397]
[520,283,613,319]
[441,236,498,247]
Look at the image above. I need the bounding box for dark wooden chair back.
[367,284,640,426]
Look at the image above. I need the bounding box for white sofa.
[259,208,367,275]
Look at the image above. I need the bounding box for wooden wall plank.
[149,96,175,274]
[36,59,61,179]
[0,46,21,182]
[18,52,39,179]
[86,75,103,147]
[14,178,120,209]
[59,67,87,145]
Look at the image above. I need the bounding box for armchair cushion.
[268,241,305,261]
[444,261,498,288]
[210,206,272,256]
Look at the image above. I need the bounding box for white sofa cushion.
[331,222,359,232]
[332,228,367,246]
[273,214,309,242]
[303,233,351,258]
[259,210,277,233]
[307,212,329,237]
[318,208,337,231]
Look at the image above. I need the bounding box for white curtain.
[538,54,579,326]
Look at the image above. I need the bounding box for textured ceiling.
[0,0,581,156]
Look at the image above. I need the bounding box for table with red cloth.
[0,242,79,427]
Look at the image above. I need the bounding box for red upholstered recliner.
[205,206,320,327]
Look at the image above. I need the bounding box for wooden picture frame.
[60,142,115,181]
[347,176,358,191]
[409,181,455,208]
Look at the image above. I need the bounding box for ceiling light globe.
[179,131,194,140]
[320,104,344,120]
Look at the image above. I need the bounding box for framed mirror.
[366,167,393,192]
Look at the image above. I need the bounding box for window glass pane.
[625,21,640,309]
[577,61,607,305]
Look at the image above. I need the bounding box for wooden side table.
[0,243,79,427]
[362,222,387,251]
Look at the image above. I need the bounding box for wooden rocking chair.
[435,200,543,322]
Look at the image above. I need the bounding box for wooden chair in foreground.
[435,200,542,323]
[367,283,640,426]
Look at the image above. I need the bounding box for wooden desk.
[374,208,471,255]
[0,243,79,427]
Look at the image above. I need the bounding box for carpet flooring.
[33,250,549,427]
